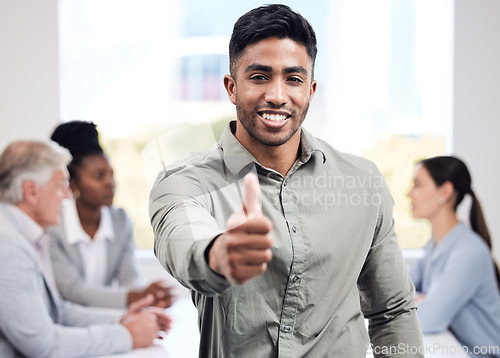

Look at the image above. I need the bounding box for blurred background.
[1,0,499,262]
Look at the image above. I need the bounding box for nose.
[406,187,415,200]
[107,175,116,190]
[264,79,288,106]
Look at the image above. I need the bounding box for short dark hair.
[229,4,317,78]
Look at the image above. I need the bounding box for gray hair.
[0,140,72,204]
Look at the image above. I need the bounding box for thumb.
[243,173,261,218]
[127,293,154,313]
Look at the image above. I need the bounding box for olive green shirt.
[150,121,424,357]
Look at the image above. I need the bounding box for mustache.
[255,104,296,115]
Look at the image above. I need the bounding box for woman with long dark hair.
[408,155,500,356]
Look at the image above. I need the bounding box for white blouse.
[62,199,115,286]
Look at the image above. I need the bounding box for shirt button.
[292,226,298,233]
[283,179,288,187]
[281,325,292,333]
[292,276,300,283]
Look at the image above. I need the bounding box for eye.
[287,76,304,83]
[249,74,268,81]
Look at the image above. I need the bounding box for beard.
[235,101,310,147]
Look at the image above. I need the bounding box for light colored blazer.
[0,202,131,358]
[48,206,143,309]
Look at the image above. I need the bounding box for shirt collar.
[428,222,466,258]
[299,126,327,164]
[63,199,115,245]
[219,120,326,178]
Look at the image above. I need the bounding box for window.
[59,0,452,249]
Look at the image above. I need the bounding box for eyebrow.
[245,63,308,76]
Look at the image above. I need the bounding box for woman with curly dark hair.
[49,120,174,309]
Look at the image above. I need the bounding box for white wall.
[0,0,60,152]
[453,0,500,262]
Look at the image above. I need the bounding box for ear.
[439,181,455,204]
[22,180,39,206]
[224,75,237,105]
[69,178,78,192]
[309,79,317,102]
[69,179,79,200]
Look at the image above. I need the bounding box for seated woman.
[48,120,174,309]
[407,155,500,356]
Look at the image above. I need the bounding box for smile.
[258,110,291,129]
[261,112,288,122]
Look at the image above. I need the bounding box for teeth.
[262,113,287,122]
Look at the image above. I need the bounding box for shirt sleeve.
[357,170,424,357]
[49,229,130,309]
[61,299,125,326]
[114,209,144,288]
[149,167,230,296]
[416,241,484,333]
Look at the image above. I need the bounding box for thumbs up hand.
[208,173,273,285]
[226,172,262,229]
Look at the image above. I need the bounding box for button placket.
[278,173,304,356]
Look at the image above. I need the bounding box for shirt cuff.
[195,235,231,295]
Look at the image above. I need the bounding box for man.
[0,140,170,358]
[150,4,423,357]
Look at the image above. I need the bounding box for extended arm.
[150,168,272,294]
[150,168,230,295]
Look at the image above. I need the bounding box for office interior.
[1,1,499,264]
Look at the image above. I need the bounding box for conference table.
[97,294,469,358]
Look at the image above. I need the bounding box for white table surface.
[96,295,200,358]
[98,292,468,358]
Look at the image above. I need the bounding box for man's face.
[31,168,71,229]
[225,37,317,150]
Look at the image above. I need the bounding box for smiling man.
[150,4,424,357]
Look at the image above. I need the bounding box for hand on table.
[121,294,172,348]
[209,173,273,285]
[128,280,175,308]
